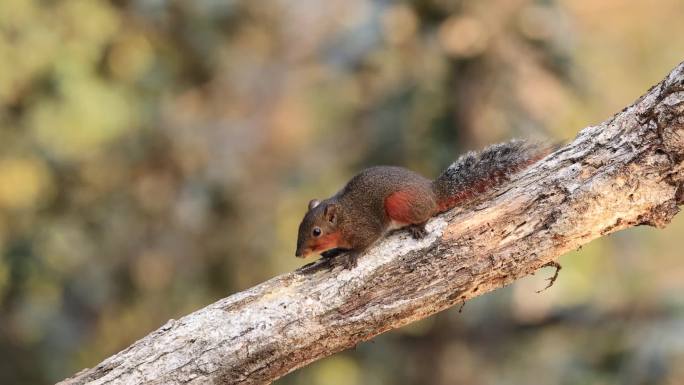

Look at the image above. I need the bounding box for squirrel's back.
[337,166,432,200]
[334,140,549,220]
[335,166,435,224]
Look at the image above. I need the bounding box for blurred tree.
[1,0,684,384]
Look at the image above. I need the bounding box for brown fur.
[295,140,552,268]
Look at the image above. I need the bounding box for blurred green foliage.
[1,0,684,384]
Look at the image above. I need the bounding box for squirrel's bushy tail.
[432,139,551,212]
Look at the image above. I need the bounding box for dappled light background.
[1,0,684,384]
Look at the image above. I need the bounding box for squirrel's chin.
[295,250,313,258]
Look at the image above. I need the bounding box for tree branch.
[58,62,684,385]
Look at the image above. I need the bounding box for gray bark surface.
[58,62,684,385]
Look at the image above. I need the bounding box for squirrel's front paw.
[323,252,359,271]
[341,252,358,269]
[321,248,345,259]
[407,223,428,240]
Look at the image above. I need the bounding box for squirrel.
[295,139,552,269]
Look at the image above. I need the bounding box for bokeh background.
[1,0,684,384]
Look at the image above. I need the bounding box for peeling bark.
[58,62,684,385]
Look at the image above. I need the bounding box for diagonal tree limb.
[58,62,684,385]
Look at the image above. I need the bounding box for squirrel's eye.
[312,227,322,237]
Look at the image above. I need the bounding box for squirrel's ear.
[308,199,321,211]
[324,203,338,223]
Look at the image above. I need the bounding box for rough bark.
[58,62,684,385]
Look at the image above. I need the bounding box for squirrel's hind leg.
[385,190,437,239]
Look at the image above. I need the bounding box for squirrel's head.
[295,199,342,258]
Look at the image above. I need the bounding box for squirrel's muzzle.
[295,247,311,258]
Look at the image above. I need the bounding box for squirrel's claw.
[296,250,360,274]
[314,250,359,271]
[340,252,359,270]
[407,223,428,240]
